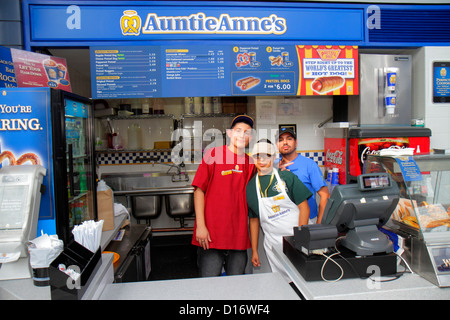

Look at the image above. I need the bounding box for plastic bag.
[28,233,64,269]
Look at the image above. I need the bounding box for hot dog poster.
[0,87,55,220]
[9,48,71,92]
[297,45,359,96]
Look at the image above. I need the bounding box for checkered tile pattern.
[300,150,325,167]
[97,150,326,166]
[96,150,172,165]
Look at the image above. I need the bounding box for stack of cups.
[330,168,339,193]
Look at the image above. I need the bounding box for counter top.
[99,272,300,300]
[273,247,450,300]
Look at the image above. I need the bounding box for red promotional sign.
[296,45,359,96]
[324,137,347,185]
[10,48,71,92]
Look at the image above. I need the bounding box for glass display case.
[364,154,450,287]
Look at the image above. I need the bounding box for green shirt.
[246,169,313,219]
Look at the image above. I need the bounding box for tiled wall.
[96,149,325,167]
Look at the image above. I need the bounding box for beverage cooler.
[325,127,432,185]
[324,53,432,185]
[0,88,97,246]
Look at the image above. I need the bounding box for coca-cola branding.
[326,149,343,165]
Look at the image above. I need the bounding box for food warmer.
[364,153,450,287]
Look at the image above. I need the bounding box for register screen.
[0,185,29,230]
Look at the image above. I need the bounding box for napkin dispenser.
[49,240,101,300]
[294,224,338,255]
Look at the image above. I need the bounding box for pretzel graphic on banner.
[0,151,41,166]
[120,10,142,36]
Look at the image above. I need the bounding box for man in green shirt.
[246,139,311,279]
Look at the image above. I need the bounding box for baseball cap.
[276,127,296,140]
[251,140,276,157]
[230,115,254,129]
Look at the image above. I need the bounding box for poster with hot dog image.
[297,45,359,96]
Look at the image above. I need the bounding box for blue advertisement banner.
[28,3,363,42]
[0,47,17,88]
[0,88,55,224]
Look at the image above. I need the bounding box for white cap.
[251,141,276,157]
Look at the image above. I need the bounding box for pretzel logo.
[120,10,142,36]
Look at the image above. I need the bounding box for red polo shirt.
[192,145,256,250]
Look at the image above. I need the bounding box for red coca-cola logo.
[326,149,343,165]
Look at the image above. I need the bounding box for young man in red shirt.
[192,115,256,277]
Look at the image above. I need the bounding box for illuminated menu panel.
[91,47,161,99]
[90,45,358,99]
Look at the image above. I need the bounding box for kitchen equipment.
[0,88,97,247]
[105,225,152,283]
[348,54,412,126]
[365,154,450,287]
[324,127,431,185]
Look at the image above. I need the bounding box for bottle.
[326,169,332,192]
[142,98,150,114]
[194,97,203,114]
[203,97,212,114]
[212,97,222,114]
[127,123,142,150]
[154,98,164,114]
[131,99,142,115]
[184,97,194,114]
[330,168,339,193]
[76,120,85,156]
[79,162,87,193]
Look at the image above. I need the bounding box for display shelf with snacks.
[364,153,450,287]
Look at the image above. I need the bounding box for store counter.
[0,213,127,300]
[272,247,450,300]
[99,272,299,300]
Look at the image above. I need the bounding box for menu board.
[91,45,358,99]
[231,45,297,96]
[91,47,160,99]
[162,46,230,97]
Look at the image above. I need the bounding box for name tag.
[273,195,285,201]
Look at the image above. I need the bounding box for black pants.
[197,248,247,277]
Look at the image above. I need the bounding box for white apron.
[256,169,300,282]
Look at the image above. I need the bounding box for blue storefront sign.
[26,3,364,43]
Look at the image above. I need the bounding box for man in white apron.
[247,140,312,282]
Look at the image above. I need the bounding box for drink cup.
[385,94,396,114]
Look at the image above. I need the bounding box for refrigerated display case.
[364,153,450,287]
[0,87,97,246]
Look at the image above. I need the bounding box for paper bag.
[97,189,115,231]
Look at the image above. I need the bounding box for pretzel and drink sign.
[91,45,359,99]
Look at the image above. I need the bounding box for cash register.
[283,173,400,281]
[0,165,46,280]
